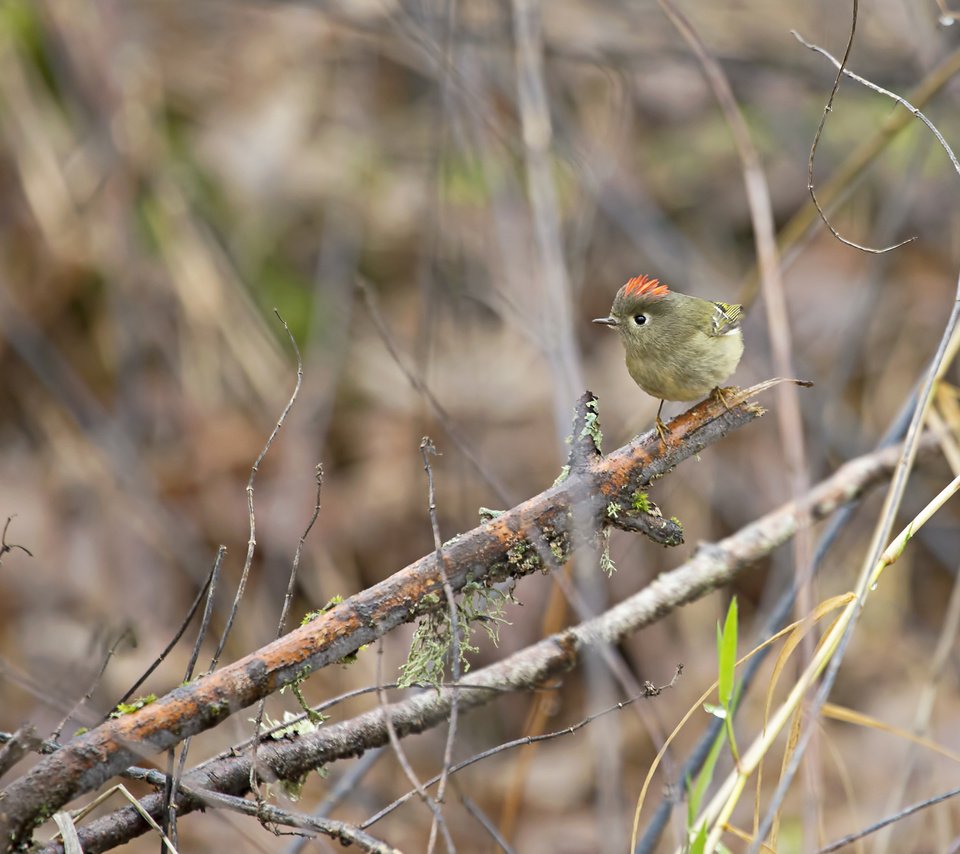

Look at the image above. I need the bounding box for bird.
[593,274,744,442]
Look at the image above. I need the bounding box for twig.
[162,545,225,846]
[740,44,960,308]
[53,627,134,740]
[187,787,401,854]
[419,437,460,854]
[0,730,59,755]
[793,29,960,186]
[248,462,323,806]
[0,726,42,780]
[459,792,515,854]
[198,680,511,765]
[609,512,683,545]
[376,638,454,853]
[210,310,303,670]
[362,668,682,829]
[874,408,960,853]
[277,464,324,639]
[818,784,960,853]
[283,747,386,854]
[357,279,511,502]
[45,784,177,854]
[0,515,33,566]
[800,0,915,254]
[679,472,960,854]
[112,549,222,714]
[183,548,225,688]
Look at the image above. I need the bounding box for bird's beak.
[592,316,618,327]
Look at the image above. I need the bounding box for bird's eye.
[633,314,648,326]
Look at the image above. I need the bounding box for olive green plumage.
[593,274,744,435]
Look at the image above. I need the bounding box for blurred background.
[1,1,960,851]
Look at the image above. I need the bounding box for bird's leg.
[711,386,735,411]
[654,399,669,445]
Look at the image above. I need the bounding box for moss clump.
[506,539,542,574]
[398,581,514,690]
[109,694,157,718]
[301,594,344,626]
[631,490,652,513]
[600,529,616,576]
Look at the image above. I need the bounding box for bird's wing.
[710,302,743,336]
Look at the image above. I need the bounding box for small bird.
[593,274,744,442]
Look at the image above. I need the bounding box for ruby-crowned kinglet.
[593,274,744,440]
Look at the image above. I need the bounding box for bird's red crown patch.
[623,274,670,299]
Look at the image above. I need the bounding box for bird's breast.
[624,330,743,401]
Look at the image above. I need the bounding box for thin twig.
[190,787,401,854]
[357,278,511,502]
[801,0,915,254]
[53,627,134,740]
[111,554,219,714]
[283,748,386,854]
[419,437,460,854]
[681,473,960,854]
[459,791,516,854]
[0,726,41,780]
[509,0,584,434]
[183,547,225,687]
[363,668,682,829]
[277,464,324,639]
[183,680,511,769]
[0,731,59,754]
[794,30,960,192]
[818,784,960,853]
[210,310,303,670]
[249,462,323,805]
[753,316,960,852]
[739,44,960,308]
[376,638,455,853]
[163,545,225,845]
[0,515,33,565]
[46,784,177,854]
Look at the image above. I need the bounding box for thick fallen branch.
[0,384,770,848]
[40,437,927,854]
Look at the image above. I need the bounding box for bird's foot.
[655,416,670,446]
[711,386,736,411]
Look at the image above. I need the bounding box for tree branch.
[0,381,777,847]
[38,434,927,854]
